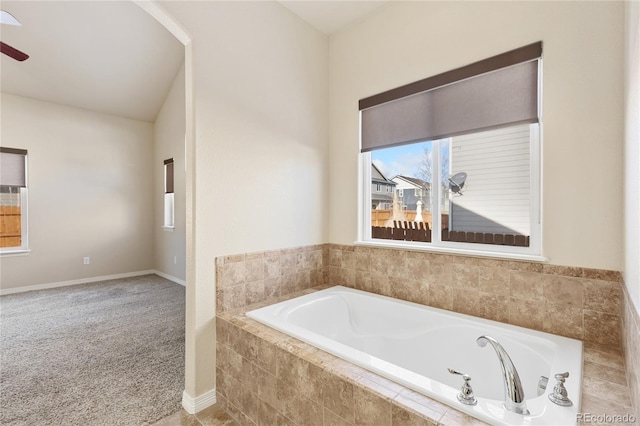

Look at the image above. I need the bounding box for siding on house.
[371,164,396,209]
[449,124,531,235]
[391,175,428,211]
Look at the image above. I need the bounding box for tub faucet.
[476,335,530,415]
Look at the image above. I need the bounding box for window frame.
[0,149,29,255]
[358,125,544,262]
[163,158,175,230]
[358,124,543,260]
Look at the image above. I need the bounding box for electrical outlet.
[83,257,90,265]
[174,256,177,265]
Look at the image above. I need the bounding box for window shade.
[164,158,174,194]
[360,42,542,152]
[0,147,27,187]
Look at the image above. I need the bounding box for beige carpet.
[0,275,185,426]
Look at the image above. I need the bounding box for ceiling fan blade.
[0,10,21,26]
[0,42,29,61]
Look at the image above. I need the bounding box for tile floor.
[150,405,237,426]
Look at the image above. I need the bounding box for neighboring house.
[391,175,429,211]
[449,124,530,235]
[371,164,396,210]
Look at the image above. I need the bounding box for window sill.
[0,249,31,257]
[162,226,175,232]
[354,239,548,263]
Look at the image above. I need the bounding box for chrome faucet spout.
[477,335,530,415]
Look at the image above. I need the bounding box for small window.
[0,148,28,253]
[164,158,174,228]
[376,183,381,192]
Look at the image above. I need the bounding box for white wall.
[159,0,329,398]
[154,64,186,283]
[0,94,154,291]
[625,1,640,313]
[329,1,624,271]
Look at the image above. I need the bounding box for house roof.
[371,163,395,183]
[391,175,430,188]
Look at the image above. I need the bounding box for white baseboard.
[0,270,158,296]
[153,270,186,286]
[182,388,216,414]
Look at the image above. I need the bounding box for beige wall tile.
[246,281,265,306]
[428,284,453,311]
[322,374,355,424]
[480,293,509,323]
[323,408,354,426]
[477,267,510,295]
[543,304,584,340]
[451,264,479,290]
[246,258,265,283]
[218,261,246,289]
[354,385,391,426]
[543,275,584,309]
[257,399,278,426]
[584,311,622,346]
[393,389,448,424]
[509,271,544,301]
[509,298,545,330]
[584,279,622,314]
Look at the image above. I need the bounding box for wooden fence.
[371,209,449,228]
[0,206,21,248]
[372,220,529,247]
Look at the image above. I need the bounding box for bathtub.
[247,286,583,426]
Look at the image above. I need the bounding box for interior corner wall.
[625,0,640,312]
[153,64,186,283]
[0,94,154,291]
[159,1,329,399]
[329,1,625,271]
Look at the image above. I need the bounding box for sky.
[371,142,430,180]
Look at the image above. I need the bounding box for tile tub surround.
[216,243,624,345]
[214,244,637,422]
[328,244,623,346]
[216,288,636,426]
[215,245,325,313]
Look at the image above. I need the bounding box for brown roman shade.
[360,42,542,152]
[164,158,174,194]
[0,147,27,187]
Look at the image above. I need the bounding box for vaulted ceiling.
[0,1,184,122]
[0,1,387,122]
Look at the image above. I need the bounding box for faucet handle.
[548,371,573,407]
[448,368,477,405]
[448,368,470,380]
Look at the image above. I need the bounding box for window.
[163,158,174,229]
[0,148,28,253]
[359,42,542,258]
[376,183,381,192]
